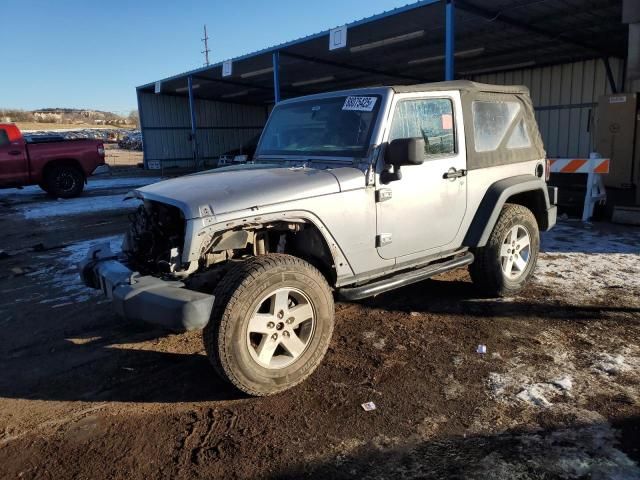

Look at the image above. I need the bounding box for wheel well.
[43,159,86,182]
[506,189,548,230]
[198,221,338,286]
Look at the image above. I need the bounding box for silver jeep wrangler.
[81,80,557,396]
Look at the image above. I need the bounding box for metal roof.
[137,0,626,105]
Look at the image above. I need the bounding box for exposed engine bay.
[124,201,185,274]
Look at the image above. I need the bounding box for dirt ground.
[0,174,639,479]
[104,144,144,167]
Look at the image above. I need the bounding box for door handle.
[443,167,467,179]
[8,150,22,156]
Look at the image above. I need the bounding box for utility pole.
[201,25,211,66]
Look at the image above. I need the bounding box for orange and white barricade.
[549,153,610,221]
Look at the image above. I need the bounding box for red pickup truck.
[0,123,108,198]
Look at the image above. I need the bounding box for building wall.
[470,58,625,158]
[138,92,267,169]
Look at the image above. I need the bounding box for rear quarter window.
[472,100,530,152]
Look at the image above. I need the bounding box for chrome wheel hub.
[500,225,531,279]
[246,287,315,369]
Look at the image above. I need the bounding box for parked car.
[80,81,557,396]
[0,123,108,197]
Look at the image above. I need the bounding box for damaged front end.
[79,198,214,331]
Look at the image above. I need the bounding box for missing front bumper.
[79,243,214,331]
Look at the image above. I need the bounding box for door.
[376,93,467,260]
[0,127,28,186]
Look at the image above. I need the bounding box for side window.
[472,100,528,152]
[389,98,455,156]
[0,130,9,147]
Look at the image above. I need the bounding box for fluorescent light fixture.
[175,84,200,92]
[240,67,274,78]
[221,90,249,98]
[460,61,535,76]
[350,30,425,53]
[291,76,335,87]
[407,47,485,65]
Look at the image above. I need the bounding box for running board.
[338,252,474,301]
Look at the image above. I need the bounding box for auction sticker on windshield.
[343,96,377,112]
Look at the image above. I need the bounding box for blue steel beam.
[445,0,455,81]
[272,51,281,103]
[187,75,199,168]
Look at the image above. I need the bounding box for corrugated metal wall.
[139,58,625,167]
[138,92,268,169]
[470,58,625,158]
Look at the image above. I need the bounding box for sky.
[0,0,415,114]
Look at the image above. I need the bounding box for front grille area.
[125,201,186,274]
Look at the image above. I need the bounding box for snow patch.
[474,423,640,480]
[19,195,141,219]
[0,176,161,198]
[592,349,640,376]
[86,177,162,190]
[542,222,639,255]
[533,221,640,302]
[18,235,123,306]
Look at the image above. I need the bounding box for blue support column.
[445,0,455,81]
[187,75,199,169]
[272,51,281,104]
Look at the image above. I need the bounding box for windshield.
[256,95,381,158]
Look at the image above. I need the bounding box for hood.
[134,165,364,219]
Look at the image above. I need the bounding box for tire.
[203,254,334,396]
[43,165,85,198]
[469,203,540,297]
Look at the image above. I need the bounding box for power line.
[201,25,211,66]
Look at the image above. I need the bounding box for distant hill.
[1,108,138,127]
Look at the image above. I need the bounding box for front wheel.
[203,254,334,396]
[469,203,540,297]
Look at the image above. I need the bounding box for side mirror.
[386,137,425,167]
[381,137,425,183]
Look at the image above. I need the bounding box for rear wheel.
[203,254,334,396]
[42,165,85,198]
[470,203,539,297]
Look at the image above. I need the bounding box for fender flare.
[463,175,552,247]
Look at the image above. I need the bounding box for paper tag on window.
[343,96,377,111]
[442,114,453,130]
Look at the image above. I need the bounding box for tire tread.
[203,254,333,396]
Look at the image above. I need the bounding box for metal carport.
[136,0,628,170]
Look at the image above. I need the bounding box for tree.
[127,110,140,128]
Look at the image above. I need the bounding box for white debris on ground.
[534,221,640,303]
[19,235,123,306]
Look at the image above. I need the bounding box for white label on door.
[342,96,377,111]
[609,95,627,104]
